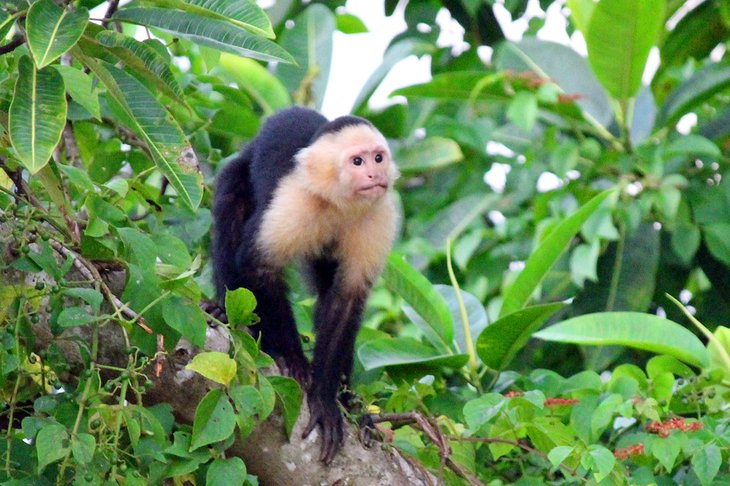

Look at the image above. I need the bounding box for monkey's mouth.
[358,183,388,196]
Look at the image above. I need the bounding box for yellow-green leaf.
[187,351,237,386]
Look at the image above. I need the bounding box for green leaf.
[501,189,614,317]
[547,445,574,469]
[665,135,721,160]
[207,457,247,486]
[651,435,681,471]
[383,253,454,350]
[224,287,257,326]
[95,31,186,107]
[155,0,273,38]
[396,137,464,173]
[582,445,616,482]
[186,351,237,386]
[506,91,539,132]
[57,306,96,328]
[566,0,595,34]
[219,53,291,115]
[61,288,103,312]
[703,223,730,265]
[36,423,69,472]
[81,57,203,210]
[26,0,89,68]
[190,388,236,450]
[269,376,303,438]
[112,8,294,64]
[431,285,488,357]
[477,302,565,371]
[162,296,207,347]
[53,65,100,119]
[358,337,468,371]
[9,57,67,174]
[585,0,665,101]
[692,444,721,486]
[336,13,368,34]
[71,433,96,465]
[534,312,710,367]
[463,393,506,431]
[394,71,506,103]
[275,4,335,108]
[657,64,730,127]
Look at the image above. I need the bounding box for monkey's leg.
[303,287,366,463]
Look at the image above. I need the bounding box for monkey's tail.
[212,145,254,301]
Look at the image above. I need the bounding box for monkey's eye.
[352,156,364,166]
[374,153,383,163]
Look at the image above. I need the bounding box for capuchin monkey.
[212,106,399,463]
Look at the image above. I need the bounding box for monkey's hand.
[302,395,344,464]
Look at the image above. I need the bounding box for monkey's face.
[298,124,399,207]
[337,127,397,202]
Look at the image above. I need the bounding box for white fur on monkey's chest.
[255,172,397,290]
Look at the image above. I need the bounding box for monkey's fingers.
[320,421,344,464]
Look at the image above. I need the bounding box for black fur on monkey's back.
[212,107,326,297]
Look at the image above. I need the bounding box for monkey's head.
[296,116,399,207]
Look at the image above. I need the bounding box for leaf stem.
[446,239,481,391]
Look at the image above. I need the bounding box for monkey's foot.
[302,395,345,464]
[357,413,378,448]
[275,354,312,389]
[200,300,228,325]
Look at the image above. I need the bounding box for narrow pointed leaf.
[358,337,468,371]
[383,253,454,350]
[152,0,274,38]
[81,55,202,209]
[585,0,665,101]
[275,4,335,109]
[95,31,186,107]
[477,302,565,370]
[534,312,710,367]
[26,0,89,68]
[9,57,67,174]
[113,8,293,64]
[500,190,614,317]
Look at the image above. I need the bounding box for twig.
[62,123,81,167]
[45,237,153,334]
[0,36,24,56]
[101,0,120,29]
[373,412,486,486]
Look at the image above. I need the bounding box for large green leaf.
[534,312,710,368]
[112,8,294,64]
[219,53,290,115]
[358,337,469,371]
[657,64,730,128]
[477,302,565,371]
[9,57,67,174]
[585,0,665,102]
[495,38,612,127]
[152,0,274,38]
[81,55,203,209]
[383,253,454,351]
[500,189,614,317]
[396,137,463,173]
[274,4,334,108]
[95,31,186,107]
[26,0,89,68]
[190,388,236,450]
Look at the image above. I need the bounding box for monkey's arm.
[303,284,367,464]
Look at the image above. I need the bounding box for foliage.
[0,0,729,484]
